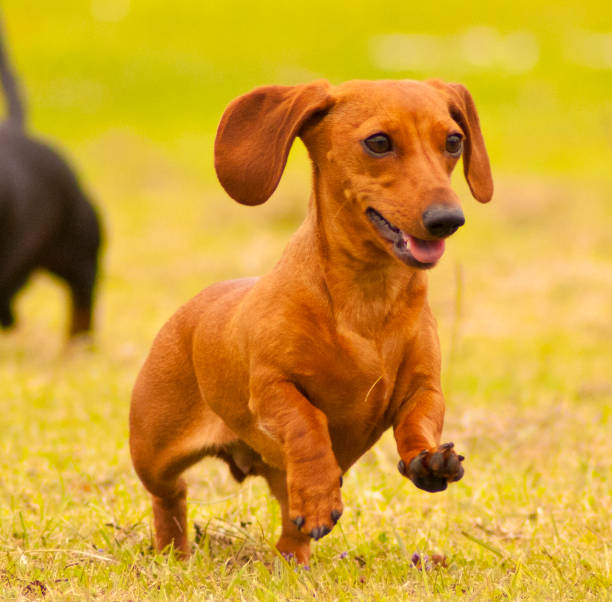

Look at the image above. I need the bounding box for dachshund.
[130,78,493,564]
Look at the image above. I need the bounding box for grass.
[1,0,612,599]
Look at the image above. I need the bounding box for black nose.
[422,205,465,238]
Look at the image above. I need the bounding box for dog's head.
[215,79,493,269]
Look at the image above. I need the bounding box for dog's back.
[0,124,100,266]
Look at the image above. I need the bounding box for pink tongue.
[408,236,445,264]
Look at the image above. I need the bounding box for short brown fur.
[130,79,493,564]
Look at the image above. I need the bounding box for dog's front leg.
[393,388,464,492]
[250,378,343,545]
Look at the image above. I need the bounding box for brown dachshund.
[130,78,493,565]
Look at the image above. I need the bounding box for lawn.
[1,1,611,599]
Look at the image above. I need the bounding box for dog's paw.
[398,442,464,492]
[288,472,343,541]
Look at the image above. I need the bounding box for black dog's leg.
[41,202,101,338]
[67,260,98,336]
[0,246,38,330]
[0,301,15,328]
[42,250,99,337]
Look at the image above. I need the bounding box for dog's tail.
[0,19,25,127]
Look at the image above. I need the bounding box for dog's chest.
[294,327,409,463]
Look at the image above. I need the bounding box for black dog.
[0,20,101,337]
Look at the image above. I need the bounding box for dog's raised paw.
[398,442,464,492]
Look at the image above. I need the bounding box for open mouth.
[365,208,445,268]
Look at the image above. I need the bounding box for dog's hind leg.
[65,259,98,337]
[0,263,35,329]
[131,392,234,556]
[41,205,101,337]
[0,231,44,329]
[0,300,14,328]
[130,324,239,556]
[42,254,98,337]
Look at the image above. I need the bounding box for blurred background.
[5,0,612,174]
[2,0,610,334]
[2,0,609,376]
[0,1,611,595]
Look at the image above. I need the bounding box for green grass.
[1,0,611,599]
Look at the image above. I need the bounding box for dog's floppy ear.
[427,80,494,203]
[214,80,334,206]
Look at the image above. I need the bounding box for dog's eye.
[363,133,392,155]
[445,133,463,157]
